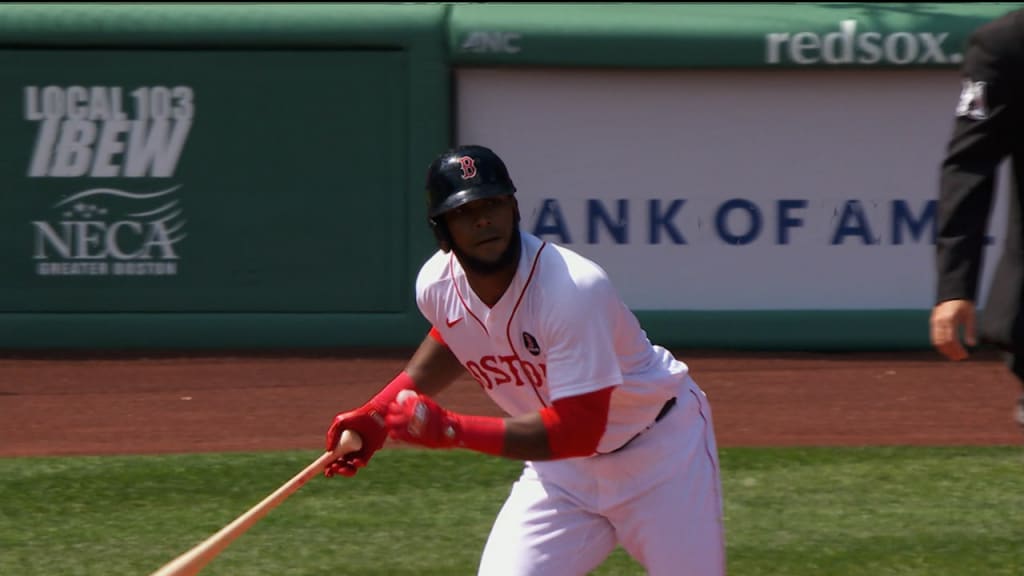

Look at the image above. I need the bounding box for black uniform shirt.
[936,8,1024,304]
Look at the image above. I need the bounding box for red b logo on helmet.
[458,156,477,180]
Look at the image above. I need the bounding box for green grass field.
[1,447,1021,575]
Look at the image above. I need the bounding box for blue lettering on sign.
[588,199,628,244]
[534,198,572,244]
[831,200,876,245]
[891,199,935,245]
[777,199,807,245]
[716,199,762,245]
[529,197,950,247]
[649,199,686,244]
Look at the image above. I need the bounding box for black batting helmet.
[424,145,518,252]
[425,145,516,220]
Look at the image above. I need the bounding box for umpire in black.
[931,8,1024,427]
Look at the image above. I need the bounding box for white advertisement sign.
[457,68,1008,310]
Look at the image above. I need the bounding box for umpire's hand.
[930,299,976,361]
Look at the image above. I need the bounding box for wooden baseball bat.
[149,429,363,576]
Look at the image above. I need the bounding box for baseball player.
[324,145,726,575]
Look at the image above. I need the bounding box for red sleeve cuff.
[369,371,418,413]
[456,415,506,456]
[539,387,612,458]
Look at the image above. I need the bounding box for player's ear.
[430,218,452,252]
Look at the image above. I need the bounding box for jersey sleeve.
[936,17,1019,302]
[428,326,447,345]
[540,263,623,401]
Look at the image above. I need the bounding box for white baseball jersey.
[416,230,725,574]
[416,230,687,454]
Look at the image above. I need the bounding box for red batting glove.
[324,406,387,478]
[386,393,461,449]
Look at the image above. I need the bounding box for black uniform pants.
[1006,353,1024,389]
[1005,354,1024,424]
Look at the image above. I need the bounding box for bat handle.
[332,428,365,458]
[149,430,363,576]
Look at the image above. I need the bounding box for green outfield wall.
[447,3,1021,68]
[1,4,1018,350]
[0,4,447,348]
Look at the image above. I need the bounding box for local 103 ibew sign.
[25,84,194,277]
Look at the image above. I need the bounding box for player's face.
[443,195,518,266]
